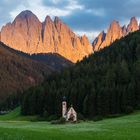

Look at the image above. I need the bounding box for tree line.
[21,31,140,119]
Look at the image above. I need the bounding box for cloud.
[0,0,25,26]
[65,0,84,10]
[9,0,84,21]
[10,0,71,21]
[43,0,84,10]
[86,8,106,17]
[79,0,140,21]
[62,0,140,39]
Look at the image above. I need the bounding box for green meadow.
[0,108,140,140]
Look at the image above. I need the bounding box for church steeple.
[62,96,67,118]
[63,96,66,101]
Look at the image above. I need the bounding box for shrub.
[59,117,66,124]
[51,117,66,124]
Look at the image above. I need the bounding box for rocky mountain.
[0,42,53,104]
[0,10,93,63]
[93,17,139,51]
[127,17,139,32]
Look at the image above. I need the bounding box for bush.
[59,117,66,124]
[51,117,66,124]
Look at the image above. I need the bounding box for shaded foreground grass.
[0,109,140,140]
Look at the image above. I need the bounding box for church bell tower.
[62,96,67,118]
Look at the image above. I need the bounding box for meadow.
[0,108,140,140]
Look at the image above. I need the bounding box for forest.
[21,30,140,119]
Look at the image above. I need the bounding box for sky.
[0,0,140,41]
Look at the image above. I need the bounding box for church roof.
[67,107,77,114]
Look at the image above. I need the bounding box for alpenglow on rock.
[93,17,140,51]
[0,10,93,63]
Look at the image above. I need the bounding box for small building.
[62,97,77,122]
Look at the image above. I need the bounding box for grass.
[0,108,139,140]
[0,107,38,121]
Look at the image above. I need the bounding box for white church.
[62,97,77,122]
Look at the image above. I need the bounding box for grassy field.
[0,107,38,121]
[0,108,140,140]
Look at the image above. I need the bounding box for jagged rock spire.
[93,17,140,51]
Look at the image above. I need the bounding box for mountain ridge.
[93,17,140,51]
[0,10,93,63]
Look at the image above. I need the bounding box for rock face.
[92,31,106,51]
[0,10,93,63]
[122,25,127,36]
[127,17,139,32]
[1,11,43,53]
[93,17,139,51]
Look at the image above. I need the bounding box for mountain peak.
[92,31,106,51]
[16,10,35,19]
[44,15,53,23]
[0,10,93,63]
[13,10,40,24]
[130,17,137,22]
[127,17,139,32]
[100,31,106,37]
[109,20,120,29]
[45,15,52,21]
[81,34,89,43]
[111,20,119,24]
[54,16,62,24]
[93,17,140,51]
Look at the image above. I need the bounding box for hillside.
[29,53,73,70]
[0,109,140,140]
[11,51,73,70]
[22,30,140,118]
[0,42,53,109]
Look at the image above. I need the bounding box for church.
[62,97,77,122]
